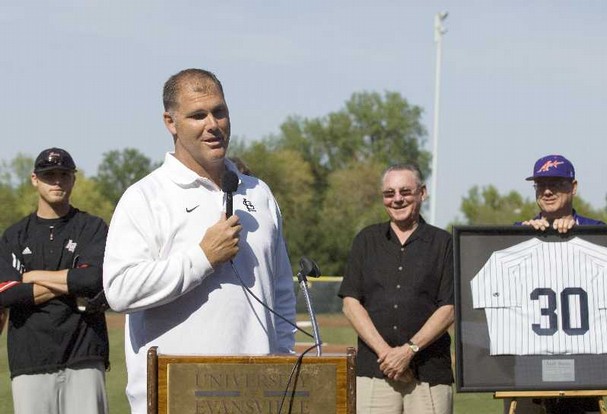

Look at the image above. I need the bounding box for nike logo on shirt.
[186,205,200,213]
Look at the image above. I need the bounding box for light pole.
[430,11,448,225]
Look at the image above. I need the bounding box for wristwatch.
[407,340,420,353]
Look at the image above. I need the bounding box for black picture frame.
[453,225,607,392]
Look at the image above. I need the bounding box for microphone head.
[221,170,239,193]
[299,256,321,278]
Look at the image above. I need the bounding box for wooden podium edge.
[346,347,356,414]
[147,346,158,414]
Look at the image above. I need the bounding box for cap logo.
[537,160,563,173]
[47,152,61,163]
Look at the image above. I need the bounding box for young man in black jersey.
[0,148,109,414]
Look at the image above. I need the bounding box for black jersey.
[0,207,109,378]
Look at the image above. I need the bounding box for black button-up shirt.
[339,219,454,385]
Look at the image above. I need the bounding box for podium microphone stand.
[296,256,322,356]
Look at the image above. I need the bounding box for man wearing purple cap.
[511,154,604,414]
[520,154,604,232]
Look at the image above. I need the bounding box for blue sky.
[2,1,606,227]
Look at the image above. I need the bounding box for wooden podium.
[147,346,356,414]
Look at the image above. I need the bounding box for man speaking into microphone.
[103,69,296,414]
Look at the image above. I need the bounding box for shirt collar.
[384,216,432,245]
[161,152,240,189]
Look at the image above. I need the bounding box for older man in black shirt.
[339,163,454,414]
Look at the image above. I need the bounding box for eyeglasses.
[533,180,573,192]
[382,187,422,199]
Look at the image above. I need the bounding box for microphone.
[297,257,321,279]
[221,170,239,217]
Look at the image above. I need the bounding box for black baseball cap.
[33,148,77,173]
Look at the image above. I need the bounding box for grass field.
[0,312,503,413]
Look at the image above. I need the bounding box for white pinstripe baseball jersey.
[471,237,607,355]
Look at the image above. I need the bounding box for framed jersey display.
[453,225,607,392]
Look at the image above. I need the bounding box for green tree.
[71,173,115,224]
[277,91,430,187]
[0,154,34,188]
[0,184,19,233]
[0,155,37,231]
[94,148,158,205]
[12,184,37,219]
[315,161,387,275]
[572,196,607,223]
[459,186,537,225]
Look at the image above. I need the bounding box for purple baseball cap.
[526,154,575,181]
